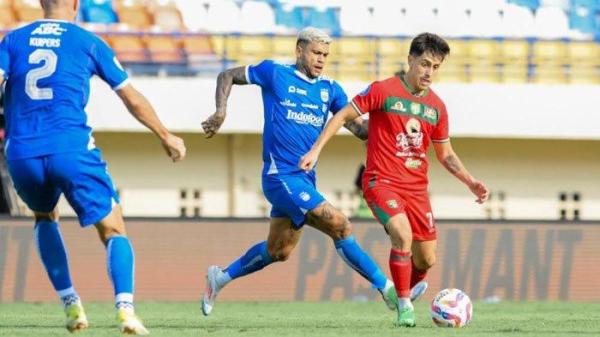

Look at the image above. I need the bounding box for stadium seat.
[468,7,504,38]
[335,37,375,63]
[568,65,600,84]
[469,64,502,83]
[173,0,209,32]
[445,39,470,66]
[501,64,530,83]
[371,4,408,36]
[540,0,569,9]
[239,1,277,34]
[533,6,570,38]
[13,0,44,23]
[332,60,375,82]
[145,34,185,64]
[508,0,540,11]
[402,5,439,37]
[181,33,213,58]
[80,0,118,24]
[274,4,304,31]
[532,40,567,65]
[108,34,148,63]
[436,6,470,38]
[204,0,241,33]
[436,61,468,82]
[376,38,411,62]
[339,3,373,35]
[566,41,599,65]
[568,6,597,35]
[272,35,297,62]
[237,35,273,64]
[502,4,536,38]
[532,64,567,83]
[468,39,501,64]
[499,39,530,65]
[151,2,184,31]
[0,0,17,28]
[115,0,152,30]
[306,7,340,36]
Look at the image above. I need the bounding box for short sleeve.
[329,80,348,114]
[431,104,449,142]
[246,59,276,89]
[91,35,129,90]
[0,35,11,79]
[351,81,385,115]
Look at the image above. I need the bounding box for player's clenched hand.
[468,179,489,204]
[161,133,186,162]
[202,112,225,138]
[299,149,320,172]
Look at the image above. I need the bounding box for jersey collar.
[399,74,429,98]
[293,65,321,84]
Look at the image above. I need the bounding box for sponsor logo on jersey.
[386,199,398,209]
[286,109,325,127]
[299,192,311,201]
[322,104,328,113]
[390,101,406,112]
[405,158,423,169]
[280,99,297,108]
[320,89,329,102]
[288,86,307,95]
[424,107,436,120]
[301,103,318,109]
[410,102,421,115]
[32,23,67,36]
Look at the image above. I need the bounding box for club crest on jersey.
[410,102,421,115]
[391,101,406,112]
[386,200,399,209]
[299,192,311,201]
[320,89,329,102]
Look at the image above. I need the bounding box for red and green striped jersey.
[351,76,449,192]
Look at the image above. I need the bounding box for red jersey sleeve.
[431,103,449,142]
[351,81,385,116]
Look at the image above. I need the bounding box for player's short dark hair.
[409,33,450,60]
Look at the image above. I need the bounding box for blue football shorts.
[262,172,326,228]
[7,149,119,226]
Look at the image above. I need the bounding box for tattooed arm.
[343,117,368,141]
[201,66,248,138]
[433,141,490,203]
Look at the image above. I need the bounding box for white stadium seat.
[204,0,241,33]
[502,4,535,38]
[534,6,570,39]
[239,1,277,34]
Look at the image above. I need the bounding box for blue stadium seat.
[80,0,117,24]
[568,10,597,33]
[306,7,340,35]
[274,4,304,31]
[508,0,540,10]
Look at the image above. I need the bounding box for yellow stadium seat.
[445,39,470,66]
[237,35,273,64]
[501,64,529,83]
[272,35,297,62]
[182,34,214,57]
[335,37,375,63]
[376,59,406,79]
[377,38,410,60]
[152,4,184,31]
[108,34,148,63]
[333,61,376,82]
[145,35,184,64]
[209,35,226,58]
[499,40,530,65]
[437,61,467,83]
[532,64,567,84]
[568,65,600,84]
[468,39,500,64]
[566,42,599,66]
[532,40,567,65]
[115,2,152,30]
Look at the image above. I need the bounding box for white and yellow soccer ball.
[430,288,473,328]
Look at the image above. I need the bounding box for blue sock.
[34,221,77,301]
[334,235,387,289]
[224,241,274,280]
[106,235,134,308]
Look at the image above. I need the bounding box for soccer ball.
[430,288,473,328]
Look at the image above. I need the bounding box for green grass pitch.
[1,301,599,336]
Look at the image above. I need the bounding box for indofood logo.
[286,109,325,127]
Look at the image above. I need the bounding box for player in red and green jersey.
[300,33,489,327]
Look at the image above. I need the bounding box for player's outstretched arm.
[299,104,361,172]
[433,141,489,204]
[343,116,368,141]
[116,84,186,162]
[202,66,248,138]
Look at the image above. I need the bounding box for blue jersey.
[246,60,348,176]
[0,19,129,160]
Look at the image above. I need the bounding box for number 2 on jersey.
[26,49,57,100]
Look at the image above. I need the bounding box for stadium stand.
[0,0,598,82]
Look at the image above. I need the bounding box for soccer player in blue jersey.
[200,27,420,315]
[0,0,186,334]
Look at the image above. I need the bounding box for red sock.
[389,249,412,298]
[410,259,427,289]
